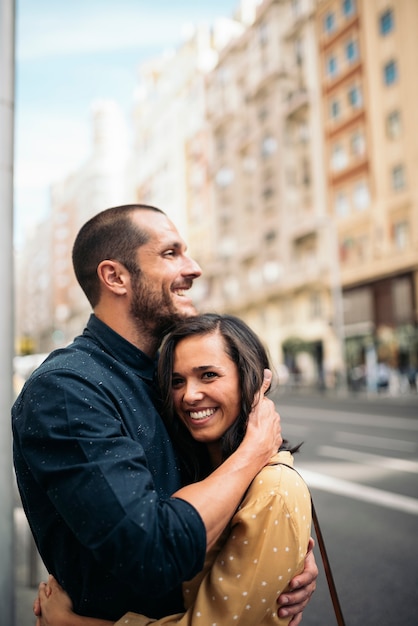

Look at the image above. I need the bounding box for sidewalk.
[14,504,48,626]
[16,585,38,626]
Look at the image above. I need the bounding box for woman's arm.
[36,576,114,626]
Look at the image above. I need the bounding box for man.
[13,205,317,624]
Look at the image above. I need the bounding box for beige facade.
[190,0,418,388]
[316,0,418,386]
[127,22,242,242]
[192,0,342,386]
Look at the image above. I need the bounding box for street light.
[0,0,16,623]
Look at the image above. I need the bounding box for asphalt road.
[15,389,418,626]
[273,388,418,626]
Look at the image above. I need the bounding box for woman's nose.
[183,381,204,404]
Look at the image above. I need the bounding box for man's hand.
[277,538,318,625]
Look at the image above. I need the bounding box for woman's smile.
[188,407,217,421]
[171,331,241,450]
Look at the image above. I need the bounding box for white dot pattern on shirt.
[184,460,310,624]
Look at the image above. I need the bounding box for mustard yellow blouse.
[115,451,312,626]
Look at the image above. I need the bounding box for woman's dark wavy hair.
[158,313,299,482]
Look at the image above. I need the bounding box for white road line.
[318,445,418,474]
[281,406,418,431]
[298,468,418,516]
[334,431,416,453]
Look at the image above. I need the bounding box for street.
[15,390,418,626]
[273,389,418,626]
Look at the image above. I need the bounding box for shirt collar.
[85,314,158,381]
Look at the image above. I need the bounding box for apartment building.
[192,0,342,385]
[128,20,245,243]
[188,0,418,387]
[14,101,129,353]
[317,0,418,385]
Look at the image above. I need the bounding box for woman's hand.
[243,369,283,466]
[34,575,113,626]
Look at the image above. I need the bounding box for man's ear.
[97,259,129,296]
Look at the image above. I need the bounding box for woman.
[36,314,312,626]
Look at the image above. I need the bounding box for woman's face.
[171,331,241,447]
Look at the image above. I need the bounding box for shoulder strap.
[275,462,346,625]
[311,498,346,626]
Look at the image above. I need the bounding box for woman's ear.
[97,259,129,296]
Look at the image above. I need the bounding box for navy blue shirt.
[12,315,206,621]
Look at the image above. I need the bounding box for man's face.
[129,211,202,335]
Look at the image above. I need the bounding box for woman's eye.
[202,371,217,380]
[171,377,184,388]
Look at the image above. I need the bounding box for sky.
[14,0,240,245]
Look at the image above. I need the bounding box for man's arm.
[277,539,318,625]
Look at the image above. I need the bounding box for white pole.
[0,0,15,623]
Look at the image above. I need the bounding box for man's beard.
[130,272,193,339]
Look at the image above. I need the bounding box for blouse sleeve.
[114,462,312,626]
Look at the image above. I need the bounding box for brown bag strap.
[275,461,346,625]
[311,498,346,626]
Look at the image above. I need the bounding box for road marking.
[281,406,418,431]
[318,445,418,474]
[298,468,418,515]
[334,431,416,453]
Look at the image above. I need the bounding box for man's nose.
[183,255,202,278]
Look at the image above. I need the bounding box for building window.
[348,85,362,108]
[302,158,310,187]
[342,0,356,18]
[259,22,268,46]
[326,54,338,77]
[258,107,269,122]
[215,167,234,188]
[294,37,303,66]
[335,191,349,217]
[380,9,394,35]
[393,221,408,250]
[353,180,370,210]
[351,131,365,156]
[330,99,340,120]
[331,144,348,171]
[384,59,398,85]
[291,0,301,18]
[261,136,277,157]
[262,186,275,200]
[324,11,336,34]
[392,164,406,191]
[310,291,322,319]
[386,110,401,138]
[346,39,358,63]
